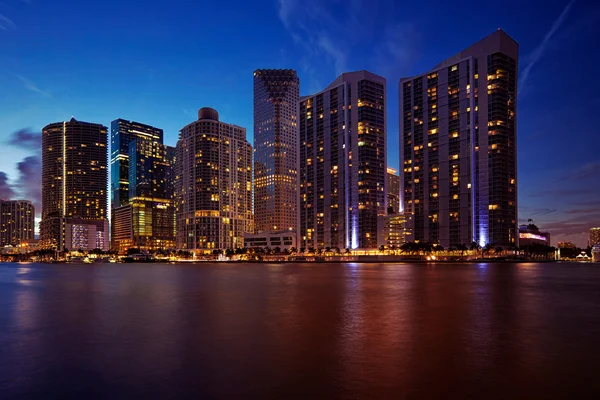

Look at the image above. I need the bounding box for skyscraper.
[110,119,163,208]
[590,227,600,247]
[400,30,518,248]
[110,120,175,253]
[0,200,35,247]
[40,118,109,251]
[253,69,299,233]
[176,107,253,251]
[299,71,386,249]
[387,167,401,214]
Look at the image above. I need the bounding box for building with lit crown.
[400,30,518,248]
[387,167,400,214]
[176,107,253,251]
[253,69,299,233]
[40,118,109,251]
[0,200,35,247]
[519,223,550,247]
[299,70,386,249]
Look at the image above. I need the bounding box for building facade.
[400,30,518,248]
[377,213,411,249]
[110,119,163,208]
[0,200,35,247]
[590,227,600,247]
[519,224,550,247]
[127,139,176,251]
[253,69,299,233]
[40,118,109,251]
[244,230,297,251]
[176,107,253,252]
[387,167,401,214]
[299,70,386,249]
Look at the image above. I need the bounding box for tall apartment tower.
[176,107,253,251]
[400,30,518,248]
[299,71,386,249]
[40,118,109,251]
[0,200,35,246]
[253,69,299,233]
[110,119,163,208]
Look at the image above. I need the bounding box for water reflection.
[1,262,600,398]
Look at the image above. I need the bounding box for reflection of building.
[40,118,109,251]
[0,200,34,247]
[590,227,600,247]
[519,224,550,246]
[400,30,518,248]
[377,212,411,248]
[244,230,297,251]
[299,70,386,250]
[176,107,253,251]
[253,69,299,233]
[557,241,576,249]
[387,168,400,214]
[592,244,600,262]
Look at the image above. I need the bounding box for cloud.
[0,14,16,31]
[17,156,41,215]
[565,208,599,215]
[520,0,575,89]
[528,187,596,198]
[6,129,40,150]
[372,23,421,79]
[0,172,16,200]
[566,161,600,181]
[15,74,52,97]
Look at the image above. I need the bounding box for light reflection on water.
[0,262,599,399]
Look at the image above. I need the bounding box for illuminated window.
[489,204,499,210]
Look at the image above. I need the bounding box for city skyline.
[0,0,598,246]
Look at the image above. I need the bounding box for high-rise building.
[128,139,176,251]
[176,107,253,251]
[110,119,163,208]
[0,200,35,247]
[299,71,386,249]
[40,118,109,251]
[387,167,401,214]
[110,119,174,253]
[400,29,518,248]
[590,227,600,246]
[253,69,299,233]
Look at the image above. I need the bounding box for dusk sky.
[0,0,598,246]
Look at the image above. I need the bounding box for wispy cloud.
[372,23,421,80]
[6,129,40,150]
[0,14,16,31]
[15,74,52,97]
[520,0,575,89]
[567,161,600,181]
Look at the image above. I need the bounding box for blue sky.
[1,0,599,246]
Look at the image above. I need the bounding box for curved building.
[40,118,109,250]
[400,30,518,248]
[176,108,252,251]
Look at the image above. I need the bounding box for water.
[1,262,599,399]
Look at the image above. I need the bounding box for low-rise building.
[377,213,412,248]
[519,224,550,247]
[244,230,297,251]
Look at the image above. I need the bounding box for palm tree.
[289,247,297,255]
[378,245,385,253]
[325,247,331,255]
[274,247,281,254]
[482,243,493,258]
[308,247,315,255]
[344,248,351,255]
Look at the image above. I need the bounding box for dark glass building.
[299,71,386,249]
[253,69,299,234]
[400,29,518,248]
[176,107,253,252]
[110,119,163,208]
[40,118,109,250]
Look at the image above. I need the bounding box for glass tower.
[253,69,299,233]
